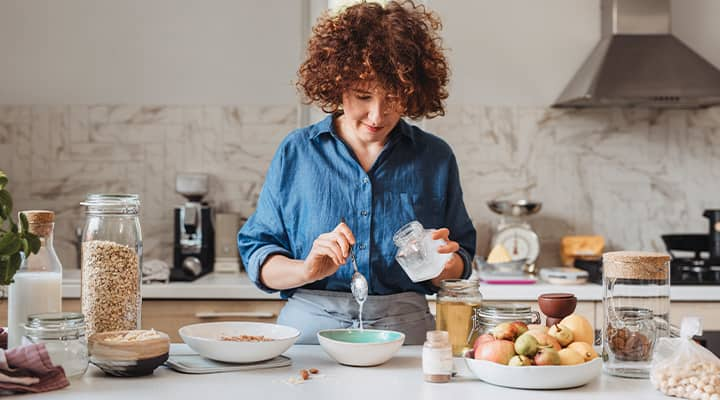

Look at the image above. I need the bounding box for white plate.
[464,357,602,389]
[179,322,300,363]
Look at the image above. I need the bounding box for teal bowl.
[317,329,405,366]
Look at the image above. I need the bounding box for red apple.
[471,333,496,358]
[475,340,516,365]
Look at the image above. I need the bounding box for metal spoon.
[341,218,368,303]
[348,246,368,304]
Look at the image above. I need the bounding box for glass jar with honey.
[435,279,482,356]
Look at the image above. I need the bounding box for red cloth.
[0,331,69,394]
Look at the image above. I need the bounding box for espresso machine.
[172,173,215,281]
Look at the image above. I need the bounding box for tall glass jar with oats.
[80,194,142,337]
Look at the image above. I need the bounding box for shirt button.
[360,210,369,217]
[362,177,369,184]
[359,243,367,250]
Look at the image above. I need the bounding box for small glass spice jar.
[23,312,89,378]
[422,330,453,383]
[436,279,483,356]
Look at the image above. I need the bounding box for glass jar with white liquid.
[8,210,63,349]
[393,220,452,282]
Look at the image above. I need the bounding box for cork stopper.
[19,210,55,237]
[603,251,670,280]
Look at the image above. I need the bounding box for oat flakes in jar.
[80,194,142,337]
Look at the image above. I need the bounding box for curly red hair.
[297,0,449,119]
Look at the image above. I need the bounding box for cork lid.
[603,251,670,280]
[19,210,55,236]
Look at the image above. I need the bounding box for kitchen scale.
[487,200,542,274]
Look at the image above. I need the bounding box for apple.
[475,340,516,365]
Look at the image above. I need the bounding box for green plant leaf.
[0,189,10,220]
[2,253,21,285]
[0,171,7,190]
[0,189,12,217]
[25,232,40,254]
[0,233,21,256]
[19,212,29,232]
[21,237,29,256]
[0,256,8,285]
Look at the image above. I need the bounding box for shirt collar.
[309,114,416,144]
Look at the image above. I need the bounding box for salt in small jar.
[422,330,453,383]
[22,312,89,378]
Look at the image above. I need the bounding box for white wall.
[1,1,719,106]
[0,0,304,105]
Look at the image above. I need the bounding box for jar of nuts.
[602,251,670,378]
[80,194,142,337]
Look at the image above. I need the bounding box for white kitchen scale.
[487,200,542,274]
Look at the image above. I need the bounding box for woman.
[238,0,476,344]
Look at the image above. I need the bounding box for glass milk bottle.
[8,211,63,348]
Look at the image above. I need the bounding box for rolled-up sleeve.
[238,146,292,293]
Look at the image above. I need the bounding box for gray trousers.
[277,289,435,345]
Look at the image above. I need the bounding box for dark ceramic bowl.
[537,293,577,323]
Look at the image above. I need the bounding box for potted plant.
[0,171,40,290]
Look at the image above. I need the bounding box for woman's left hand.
[430,228,465,287]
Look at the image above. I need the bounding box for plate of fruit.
[464,314,602,389]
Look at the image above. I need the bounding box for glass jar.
[602,251,670,378]
[80,194,143,337]
[471,303,542,337]
[23,312,88,378]
[393,221,452,282]
[8,211,63,349]
[435,279,483,356]
[422,330,452,383]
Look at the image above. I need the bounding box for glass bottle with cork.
[7,210,63,349]
[435,279,483,356]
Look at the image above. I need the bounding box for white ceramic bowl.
[179,322,300,363]
[317,329,405,367]
[464,357,602,389]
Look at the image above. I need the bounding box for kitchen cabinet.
[0,300,286,343]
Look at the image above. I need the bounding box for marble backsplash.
[1,104,719,269]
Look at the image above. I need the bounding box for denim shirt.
[238,115,476,299]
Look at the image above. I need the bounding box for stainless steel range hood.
[553,0,720,109]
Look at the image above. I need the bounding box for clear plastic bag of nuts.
[650,317,720,400]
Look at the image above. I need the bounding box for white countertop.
[61,270,720,301]
[24,344,668,400]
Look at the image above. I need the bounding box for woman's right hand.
[302,222,356,283]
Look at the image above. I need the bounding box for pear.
[558,348,585,365]
[514,332,539,357]
[548,324,574,347]
[508,355,532,366]
[567,341,598,361]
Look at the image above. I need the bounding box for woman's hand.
[431,228,465,287]
[302,222,356,283]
